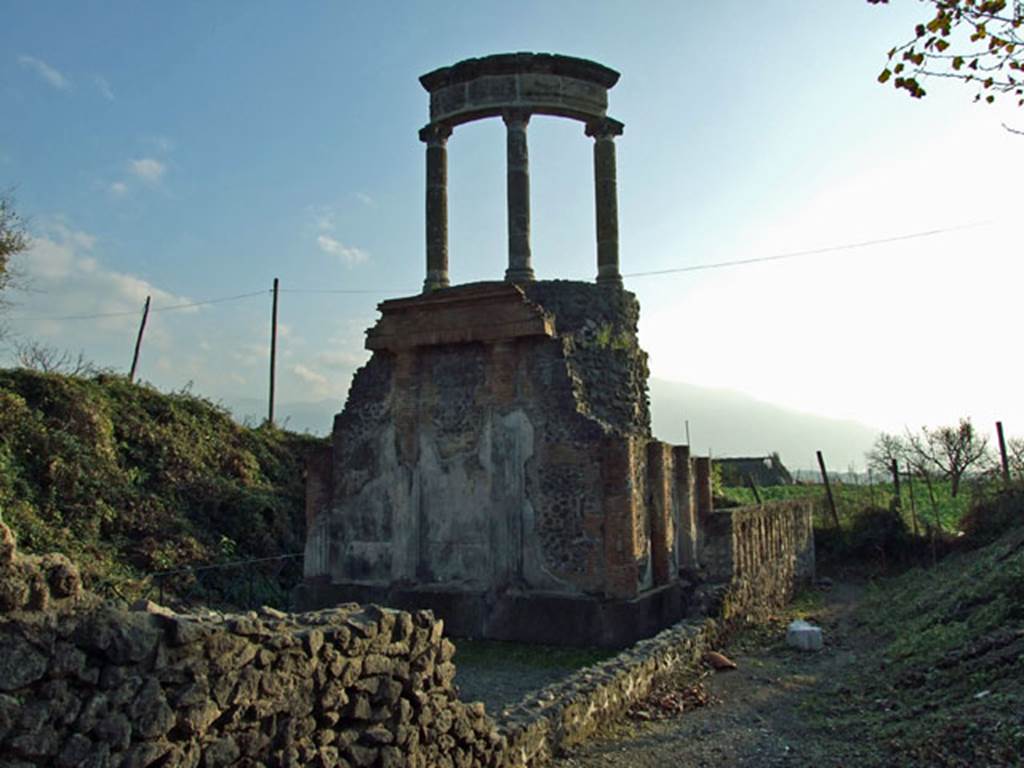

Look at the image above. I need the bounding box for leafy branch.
[871,0,1024,105]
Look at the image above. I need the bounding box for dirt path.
[553,583,880,768]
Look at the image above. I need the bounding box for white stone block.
[786,619,823,651]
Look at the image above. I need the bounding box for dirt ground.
[552,583,886,768]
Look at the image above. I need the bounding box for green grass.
[721,477,982,534]
[810,495,1024,766]
[0,368,326,607]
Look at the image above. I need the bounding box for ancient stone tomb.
[300,53,811,646]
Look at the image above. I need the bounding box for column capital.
[418,122,452,145]
[585,116,624,139]
[501,108,532,128]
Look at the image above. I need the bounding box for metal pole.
[129,296,151,383]
[268,278,279,426]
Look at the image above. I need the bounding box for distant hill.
[224,377,880,472]
[649,378,880,471]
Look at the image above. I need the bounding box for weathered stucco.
[301,281,711,645]
[301,52,814,647]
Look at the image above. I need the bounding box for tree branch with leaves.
[871,0,1024,106]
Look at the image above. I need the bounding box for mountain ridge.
[223,377,880,472]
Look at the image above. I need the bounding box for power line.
[621,221,990,278]
[4,219,992,323]
[279,288,415,295]
[8,289,270,322]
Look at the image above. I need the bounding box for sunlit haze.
[2,1,1021,468]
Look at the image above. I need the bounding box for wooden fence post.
[996,421,1010,484]
[817,450,841,531]
[907,467,919,536]
[890,458,902,510]
[745,473,763,505]
[268,278,279,426]
[129,296,151,383]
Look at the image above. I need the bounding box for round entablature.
[420,52,621,128]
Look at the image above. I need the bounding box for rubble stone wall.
[0,601,505,768]
[0,510,814,768]
[701,500,816,622]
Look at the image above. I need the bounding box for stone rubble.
[0,498,814,767]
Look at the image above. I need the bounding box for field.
[720,476,984,535]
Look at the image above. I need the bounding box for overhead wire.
[621,220,990,278]
[7,290,270,322]
[4,220,992,322]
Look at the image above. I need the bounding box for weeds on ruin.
[0,367,325,608]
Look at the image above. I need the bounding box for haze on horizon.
[2,1,1021,466]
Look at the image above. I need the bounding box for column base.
[596,271,623,287]
[423,273,450,293]
[504,267,536,283]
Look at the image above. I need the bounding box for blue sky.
[2,1,1022,455]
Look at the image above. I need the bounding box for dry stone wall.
[0,601,503,768]
[0,502,815,768]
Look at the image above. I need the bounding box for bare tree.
[1008,436,1024,480]
[865,432,909,476]
[905,418,991,497]
[14,340,99,376]
[0,192,29,341]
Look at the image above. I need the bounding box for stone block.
[786,620,823,651]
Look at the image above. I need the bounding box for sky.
[2,1,1022,460]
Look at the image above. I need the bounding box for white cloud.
[11,222,194,333]
[291,363,333,397]
[355,192,375,207]
[292,363,328,387]
[93,75,114,101]
[129,158,165,183]
[316,350,365,370]
[317,235,368,267]
[109,181,128,197]
[18,55,70,90]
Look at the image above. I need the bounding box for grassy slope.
[0,368,326,605]
[814,501,1024,766]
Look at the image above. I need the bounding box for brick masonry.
[300,279,814,647]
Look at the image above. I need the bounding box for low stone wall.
[0,499,815,768]
[0,602,504,768]
[495,616,717,764]
[0,605,734,768]
[701,500,816,623]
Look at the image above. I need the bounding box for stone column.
[420,123,452,292]
[585,118,624,286]
[503,110,535,283]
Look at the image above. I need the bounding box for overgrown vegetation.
[823,488,1024,765]
[0,368,325,607]
[719,472,1008,573]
